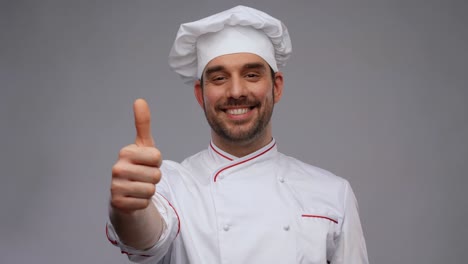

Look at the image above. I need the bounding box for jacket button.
[223,224,230,231]
[283,225,290,231]
[278,177,285,183]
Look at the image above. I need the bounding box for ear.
[194,79,204,108]
[273,72,284,103]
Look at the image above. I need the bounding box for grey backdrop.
[1,0,467,263]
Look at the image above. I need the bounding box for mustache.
[217,97,259,108]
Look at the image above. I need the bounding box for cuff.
[106,192,180,263]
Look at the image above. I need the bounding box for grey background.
[1,0,467,263]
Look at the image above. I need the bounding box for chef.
[106,5,369,264]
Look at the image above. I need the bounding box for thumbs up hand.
[110,99,162,214]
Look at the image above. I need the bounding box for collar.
[208,139,278,182]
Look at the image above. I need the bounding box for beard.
[203,93,275,144]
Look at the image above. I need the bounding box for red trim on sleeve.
[121,251,152,257]
[210,142,233,161]
[107,224,152,257]
[158,193,181,236]
[105,224,118,245]
[302,214,338,224]
[213,143,276,182]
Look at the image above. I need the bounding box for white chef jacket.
[107,139,369,264]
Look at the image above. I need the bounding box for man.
[106,5,369,264]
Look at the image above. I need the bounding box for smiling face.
[194,53,283,155]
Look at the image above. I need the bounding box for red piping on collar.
[210,142,233,161]
[213,143,276,182]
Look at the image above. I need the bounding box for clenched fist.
[110,99,162,214]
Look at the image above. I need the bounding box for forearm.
[109,201,164,250]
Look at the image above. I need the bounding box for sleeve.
[330,181,369,264]
[106,162,181,263]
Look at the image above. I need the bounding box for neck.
[211,127,273,157]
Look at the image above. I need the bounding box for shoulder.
[180,149,209,167]
[276,153,353,220]
[276,153,349,189]
[159,149,210,186]
[161,149,208,172]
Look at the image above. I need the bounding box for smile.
[226,108,251,115]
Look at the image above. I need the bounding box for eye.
[213,76,226,81]
[209,75,228,85]
[244,72,261,80]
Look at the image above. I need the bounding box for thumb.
[133,98,155,147]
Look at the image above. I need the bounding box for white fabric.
[196,25,277,78]
[107,139,369,264]
[106,193,180,263]
[168,5,292,84]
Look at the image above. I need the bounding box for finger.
[133,98,155,147]
[119,145,162,167]
[125,181,156,199]
[112,163,161,184]
[111,196,152,212]
[112,180,156,199]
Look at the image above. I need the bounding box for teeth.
[227,108,249,115]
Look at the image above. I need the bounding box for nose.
[227,75,246,99]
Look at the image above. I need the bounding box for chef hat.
[168,5,292,84]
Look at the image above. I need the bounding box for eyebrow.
[204,62,267,77]
[204,65,226,77]
[243,63,267,71]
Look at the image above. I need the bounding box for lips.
[226,108,250,115]
[218,99,259,119]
